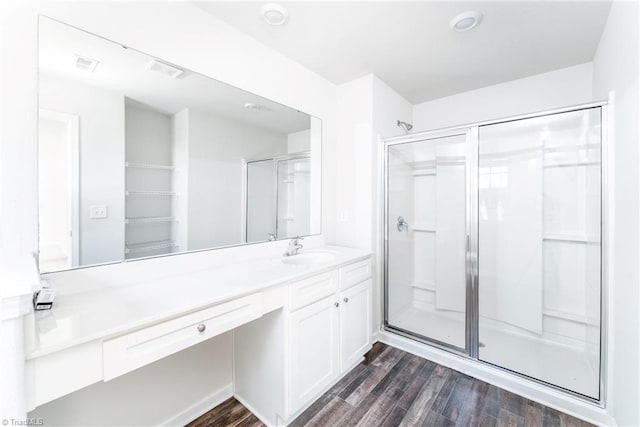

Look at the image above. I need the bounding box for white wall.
[334,74,413,335]
[125,103,172,166]
[334,75,374,250]
[171,109,189,253]
[39,72,125,267]
[592,1,640,425]
[371,77,413,336]
[0,1,337,423]
[186,108,288,250]
[413,63,594,131]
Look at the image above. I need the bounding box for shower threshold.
[389,306,599,399]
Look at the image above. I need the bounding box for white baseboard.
[377,331,614,427]
[161,384,233,427]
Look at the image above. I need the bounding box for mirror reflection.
[38,18,321,273]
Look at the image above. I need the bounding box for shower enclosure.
[384,103,606,401]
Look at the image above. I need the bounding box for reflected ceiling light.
[244,102,271,112]
[145,59,184,79]
[450,11,483,32]
[74,54,99,73]
[260,3,289,26]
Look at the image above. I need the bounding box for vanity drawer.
[289,271,338,311]
[103,293,262,380]
[339,258,372,290]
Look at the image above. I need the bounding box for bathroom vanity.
[25,243,372,425]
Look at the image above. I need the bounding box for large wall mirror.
[38,17,321,273]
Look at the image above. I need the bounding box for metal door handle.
[197,324,206,333]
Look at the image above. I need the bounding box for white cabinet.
[339,279,372,372]
[289,294,340,412]
[286,258,372,419]
[28,249,372,426]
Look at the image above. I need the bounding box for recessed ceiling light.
[450,11,483,32]
[260,3,289,26]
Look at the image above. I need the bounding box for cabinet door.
[289,294,340,414]
[339,279,372,373]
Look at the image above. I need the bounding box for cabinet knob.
[334,302,340,308]
[343,297,349,303]
[197,324,206,333]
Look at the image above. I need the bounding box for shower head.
[397,120,413,133]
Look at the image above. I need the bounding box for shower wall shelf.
[542,233,598,244]
[411,280,436,291]
[412,223,436,232]
[542,308,592,325]
[125,216,178,225]
[125,240,178,254]
[125,162,176,171]
[412,170,436,177]
[413,227,436,233]
[125,190,177,197]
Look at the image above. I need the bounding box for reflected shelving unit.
[124,99,180,260]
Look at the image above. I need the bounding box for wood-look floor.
[186,397,264,427]
[187,342,594,427]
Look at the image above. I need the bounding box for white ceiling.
[39,18,311,135]
[195,1,611,104]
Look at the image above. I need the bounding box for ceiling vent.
[145,59,184,79]
[74,54,99,73]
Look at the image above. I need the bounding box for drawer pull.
[197,324,206,333]
[334,302,340,308]
[343,297,349,303]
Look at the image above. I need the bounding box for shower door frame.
[243,151,311,243]
[382,100,609,405]
[382,127,477,358]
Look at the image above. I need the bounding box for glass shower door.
[477,107,602,399]
[385,133,469,351]
[246,159,276,243]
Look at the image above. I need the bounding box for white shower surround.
[385,104,603,400]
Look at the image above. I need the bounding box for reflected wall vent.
[74,54,99,73]
[145,59,184,79]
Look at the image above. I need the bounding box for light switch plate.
[90,205,108,219]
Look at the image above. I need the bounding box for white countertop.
[24,245,370,359]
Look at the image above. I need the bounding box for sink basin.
[281,250,338,265]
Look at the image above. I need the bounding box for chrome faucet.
[284,237,304,256]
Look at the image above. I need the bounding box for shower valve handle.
[397,216,409,232]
